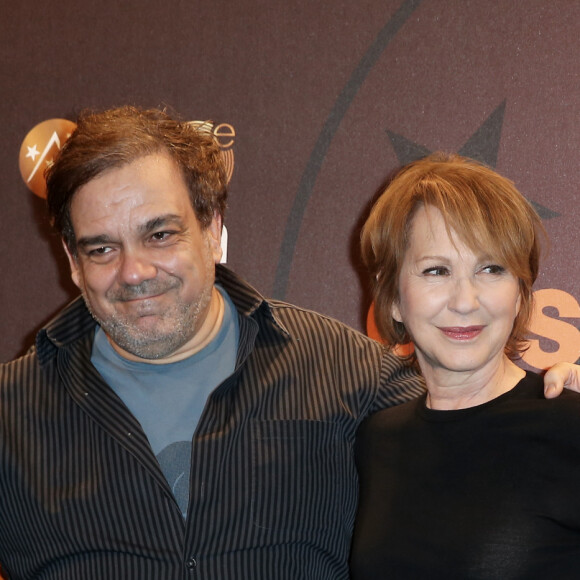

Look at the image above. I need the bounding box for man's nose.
[117,248,157,286]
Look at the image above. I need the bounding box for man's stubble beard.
[82,246,215,360]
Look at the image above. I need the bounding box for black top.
[351,371,580,579]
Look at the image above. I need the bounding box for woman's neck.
[422,356,526,410]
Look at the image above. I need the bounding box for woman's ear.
[391,300,403,323]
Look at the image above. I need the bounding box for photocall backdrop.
[1,0,578,369]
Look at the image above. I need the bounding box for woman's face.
[392,205,521,380]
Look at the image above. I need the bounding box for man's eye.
[88,246,111,256]
[151,231,173,241]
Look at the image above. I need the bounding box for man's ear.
[62,240,82,289]
[206,212,223,264]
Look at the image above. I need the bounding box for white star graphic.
[26,144,40,161]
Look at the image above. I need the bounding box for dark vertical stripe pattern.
[0,265,424,579]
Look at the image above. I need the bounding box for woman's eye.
[423,267,449,276]
[481,264,505,275]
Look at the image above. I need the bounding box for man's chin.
[100,318,187,360]
[109,334,185,361]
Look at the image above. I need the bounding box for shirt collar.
[36,264,289,366]
[215,264,290,337]
[36,296,96,366]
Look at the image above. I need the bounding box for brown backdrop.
[1,0,578,368]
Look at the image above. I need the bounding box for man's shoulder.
[0,346,42,390]
[267,297,383,351]
[1,296,94,384]
[217,265,384,354]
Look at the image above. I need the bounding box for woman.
[350,153,580,578]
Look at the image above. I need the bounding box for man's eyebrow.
[76,215,185,250]
[77,234,114,250]
[137,214,184,235]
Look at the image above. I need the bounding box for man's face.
[65,153,223,362]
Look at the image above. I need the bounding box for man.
[0,106,576,579]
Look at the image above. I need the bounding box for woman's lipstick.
[438,326,484,340]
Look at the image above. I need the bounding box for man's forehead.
[70,191,196,245]
[71,156,190,212]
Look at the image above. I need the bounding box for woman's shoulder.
[508,371,580,436]
[359,395,424,436]
[516,370,580,404]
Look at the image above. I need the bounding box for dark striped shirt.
[0,265,424,579]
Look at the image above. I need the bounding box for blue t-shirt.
[91,286,239,517]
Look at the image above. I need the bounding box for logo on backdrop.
[188,121,236,184]
[187,121,236,262]
[366,102,580,369]
[19,119,236,196]
[19,118,236,262]
[19,119,76,199]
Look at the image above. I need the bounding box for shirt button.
[185,558,197,569]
